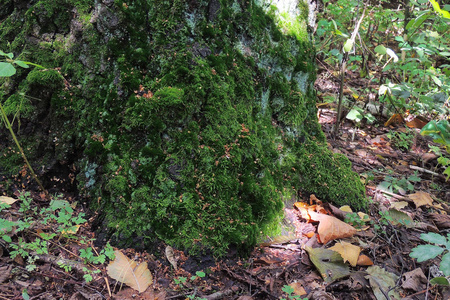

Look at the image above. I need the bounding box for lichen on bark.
[0,0,367,255]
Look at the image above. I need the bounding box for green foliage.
[316,0,450,120]
[0,192,113,283]
[344,212,370,229]
[378,172,421,194]
[387,129,414,151]
[421,120,450,179]
[174,271,207,300]
[410,232,450,283]
[280,285,307,300]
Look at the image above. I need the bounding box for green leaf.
[406,12,430,30]
[374,45,387,55]
[343,39,353,53]
[2,235,12,243]
[443,166,450,181]
[0,62,16,77]
[346,108,364,123]
[430,276,450,285]
[196,271,206,278]
[14,60,29,69]
[420,232,448,245]
[22,289,30,300]
[410,245,444,262]
[440,252,450,276]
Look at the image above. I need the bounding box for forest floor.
[1,64,450,300]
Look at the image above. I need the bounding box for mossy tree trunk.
[0,0,366,255]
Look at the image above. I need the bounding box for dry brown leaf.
[384,113,404,127]
[401,268,427,292]
[165,246,177,270]
[356,254,373,266]
[0,196,17,205]
[329,241,361,267]
[0,265,12,284]
[408,191,433,208]
[406,116,428,129]
[429,213,450,229]
[107,250,152,293]
[308,211,356,244]
[288,282,307,296]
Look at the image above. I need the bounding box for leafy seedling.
[410,232,450,285]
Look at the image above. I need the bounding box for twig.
[203,288,235,300]
[409,165,442,177]
[334,9,366,136]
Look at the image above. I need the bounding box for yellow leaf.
[408,191,433,208]
[61,225,81,235]
[390,201,409,210]
[339,205,353,213]
[107,250,152,293]
[0,196,17,205]
[329,241,361,267]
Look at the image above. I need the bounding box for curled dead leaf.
[356,254,373,266]
[165,246,177,270]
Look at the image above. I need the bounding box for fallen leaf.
[339,205,353,213]
[408,191,433,208]
[366,265,401,300]
[429,213,450,229]
[107,250,152,293]
[329,241,361,267]
[0,265,12,284]
[385,208,414,227]
[356,254,373,266]
[390,201,409,210]
[305,246,350,283]
[309,211,356,244]
[61,225,81,235]
[401,268,427,292]
[237,296,254,300]
[0,196,17,205]
[288,282,307,296]
[384,113,404,127]
[165,246,177,270]
[406,116,428,129]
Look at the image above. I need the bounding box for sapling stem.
[0,101,49,199]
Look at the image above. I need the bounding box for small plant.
[0,50,48,197]
[422,120,450,181]
[378,172,421,194]
[174,271,207,300]
[0,192,113,283]
[344,212,370,229]
[280,285,308,300]
[387,129,414,152]
[410,232,450,285]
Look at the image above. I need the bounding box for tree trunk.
[0,0,366,255]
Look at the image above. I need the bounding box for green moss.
[0,0,367,256]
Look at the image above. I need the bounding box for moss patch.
[0,0,367,256]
